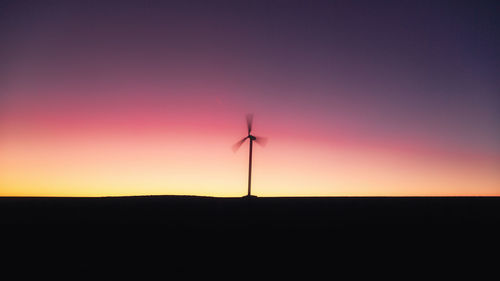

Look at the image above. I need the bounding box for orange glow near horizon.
[1,107,499,197]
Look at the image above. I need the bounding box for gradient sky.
[1,0,499,196]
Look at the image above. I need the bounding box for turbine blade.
[246,114,253,134]
[254,136,268,147]
[232,137,248,152]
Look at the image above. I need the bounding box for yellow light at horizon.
[1,130,499,197]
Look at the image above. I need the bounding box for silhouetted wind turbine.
[233,114,267,198]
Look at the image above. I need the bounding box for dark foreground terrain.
[1,196,499,228]
[2,196,499,275]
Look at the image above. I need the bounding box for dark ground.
[1,196,499,227]
[2,196,499,275]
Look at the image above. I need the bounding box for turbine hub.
[249,135,256,140]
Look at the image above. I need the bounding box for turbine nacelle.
[232,114,267,152]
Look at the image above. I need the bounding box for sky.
[1,0,499,196]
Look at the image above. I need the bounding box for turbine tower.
[233,114,267,197]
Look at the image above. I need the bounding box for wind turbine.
[233,114,267,198]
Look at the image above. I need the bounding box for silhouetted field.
[2,196,498,274]
[1,196,499,229]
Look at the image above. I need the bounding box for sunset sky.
[1,0,499,196]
